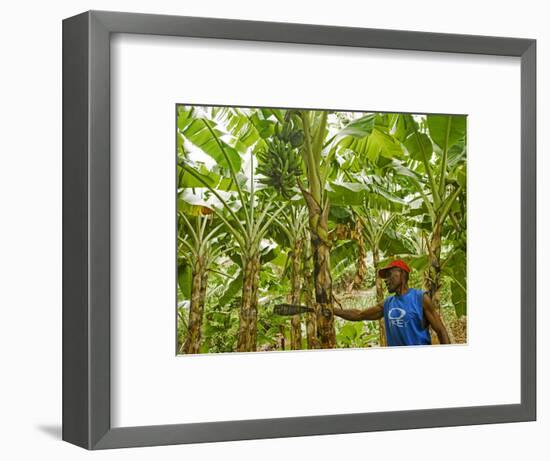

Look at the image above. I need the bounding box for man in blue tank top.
[333,259,450,346]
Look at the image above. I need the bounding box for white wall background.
[0,0,546,459]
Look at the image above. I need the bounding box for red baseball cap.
[378,259,411,278]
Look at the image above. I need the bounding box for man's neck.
[395,285,409,296]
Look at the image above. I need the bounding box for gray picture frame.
[62,10,536,450]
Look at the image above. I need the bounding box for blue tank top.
[383,288,431,346]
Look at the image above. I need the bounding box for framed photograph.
[62,10,536,450]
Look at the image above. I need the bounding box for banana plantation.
[177,105,467,354]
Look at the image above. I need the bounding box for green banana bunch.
[257,121,304,198]
[274,118,304,148]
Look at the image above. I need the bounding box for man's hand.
[422,294,451,344]
[333,301,384,321]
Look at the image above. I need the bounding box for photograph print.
[176,105,467,354]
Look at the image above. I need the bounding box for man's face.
[383,267,405,293]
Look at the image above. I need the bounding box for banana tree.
[326,132,409,346]
[356,210,396,345]
[178,106,284,352]
[253,108,336,348]
[296,111,409,347]
[273,205,308,349]
[393,114,466,312]
[295,110,337,348]
[177,213,224,354]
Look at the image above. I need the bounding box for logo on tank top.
[388,307,408,328]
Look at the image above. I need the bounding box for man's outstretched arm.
[333,301,384,321]
[422,294,451,344]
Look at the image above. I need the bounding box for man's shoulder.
[413,289,433,310]
[411,288,429,298]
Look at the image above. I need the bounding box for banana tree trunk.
[307,202,336,348]
[303,238,319,349]
[237,253,261,352]
[183,257,208,354]
[300,188,335,348]
[313,240,335,348]
[299,111,335,348]
[290,238,303,350]
[372,246,387,347]
[278,325,286,350]
[352,219,367,289]
[426,222,442,310]
[425,222,444,344]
